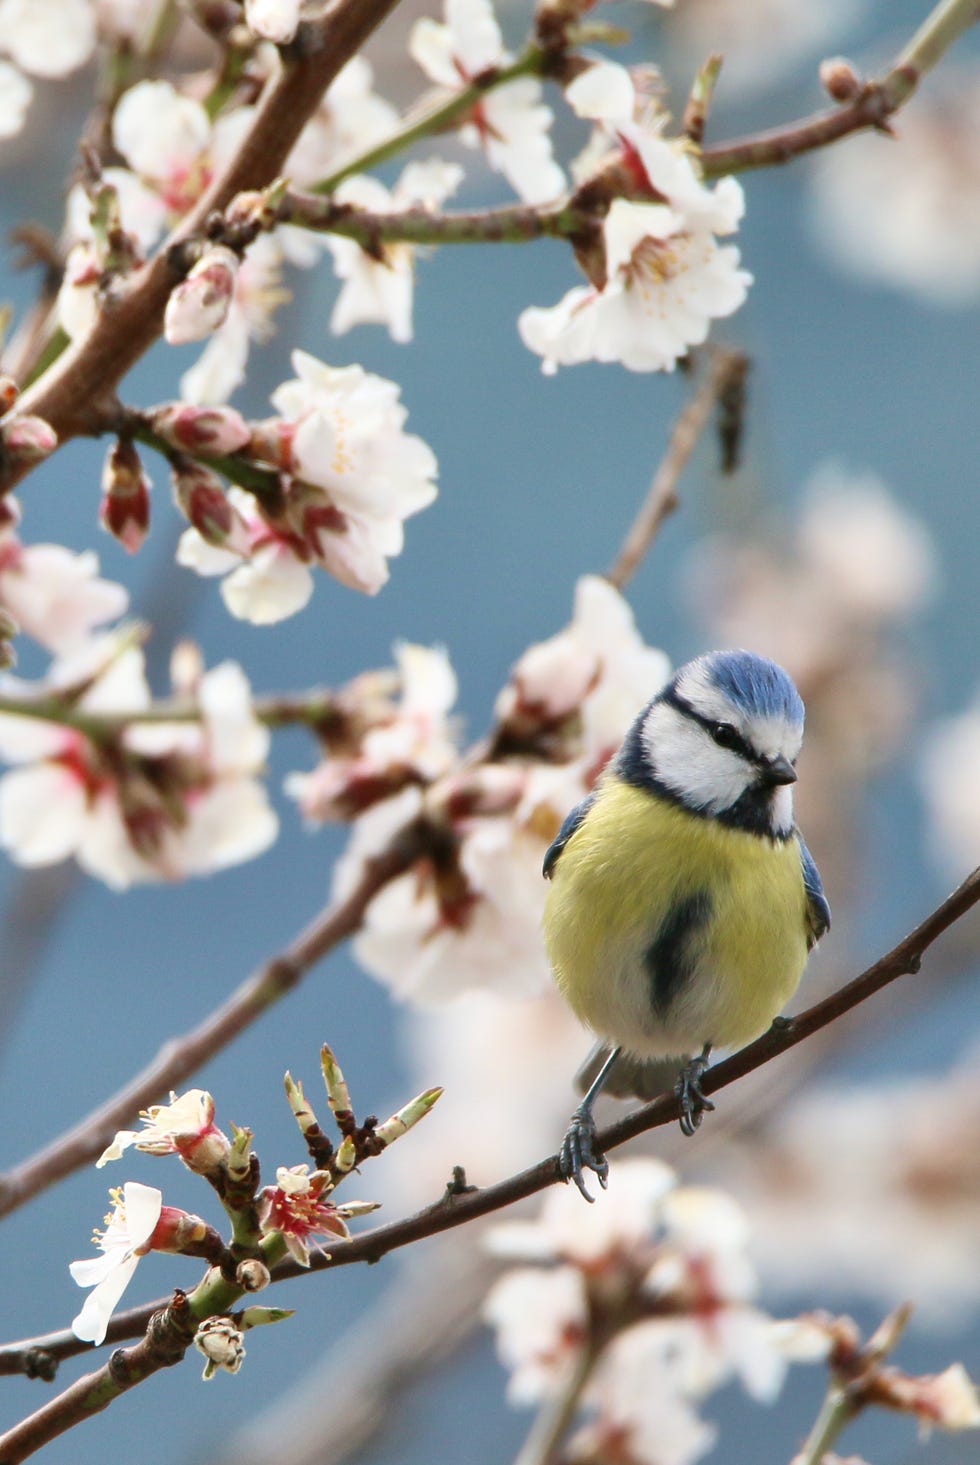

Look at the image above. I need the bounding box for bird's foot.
[675,1050,715,1137]
[558,1104,609,1203]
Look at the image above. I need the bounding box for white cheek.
[642,705,752,812]
[770,785,795,836]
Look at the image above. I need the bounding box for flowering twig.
[701,0,980,177]
[309,47,549,195]
[5,865,976,1374]
[0,0,405,489]
[605,347,749,592]
[0,827,427,1222]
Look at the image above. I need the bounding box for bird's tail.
[575,1044,690,1102]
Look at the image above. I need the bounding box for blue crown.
[700,650,804,725]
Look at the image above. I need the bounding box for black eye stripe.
[663,689,755,762]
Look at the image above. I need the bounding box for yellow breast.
[543,778,810,1058]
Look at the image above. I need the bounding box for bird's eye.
[710,722,742,752]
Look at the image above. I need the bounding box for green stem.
[886,0,980,106]
[310,47,547,195]
[792,1385,859,1465]
[513,1338,600,1465]
[129,421,284,503]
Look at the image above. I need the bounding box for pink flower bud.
[2,414,58,467]
[172,460,250,549]
[246,417,296,471]
[150,402,251,455]
[164,245,239,346]
[819,56,863,103]
[101,439,151,553]
[146,1205,210,1255]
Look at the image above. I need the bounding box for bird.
[542,648,830,1200]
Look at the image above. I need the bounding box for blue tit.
[543,648,830,1200]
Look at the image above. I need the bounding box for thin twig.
[0,833,423,1221]
[702,0,980,177]
[605,348,749,591]
[5,866,976,1376]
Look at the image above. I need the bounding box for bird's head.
[619,650,805,837]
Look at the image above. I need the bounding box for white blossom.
[0,646,277,887]
[0,514,128,654]
[177,352,438,621]
[69,1181,163,1345]
[286,642,460,820]
[326,160,464,342]
[520,197,751,373]
[483,1266,587,1403]
[410,0,564,203]
[0,0,94,79]
[0,59,31,138]
[921,694,980,878]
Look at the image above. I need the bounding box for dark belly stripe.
[646,890,712,1017]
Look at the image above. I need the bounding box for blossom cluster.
[0,634,276,887]
[311,575,669,1005]
[69,1061,437,1355]
[482,1158,980,1464]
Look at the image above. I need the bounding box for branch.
[6,866,976,1376]
[281,192,579,246]
[605,347,749,591]
[0,831,424,1221]
[702,0,980,177]
[0,0,405,488]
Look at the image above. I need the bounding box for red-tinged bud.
[172,459,250,549]
[245,417,296,471]
[2,414,58,468]
[285,481,346,558]
[0,376,19,411]
[429,764,526,821]
[101,439,151,553]
[819,56,863,102]
[146,1206,211,1255]
[150,402,251,455]
[226,177,289,231]
[164,244,239,345]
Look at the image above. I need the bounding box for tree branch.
[702,0,980,177]
[605,347,749,591]
[0,831,424,1221]
[0,0,406,489]
[5,865,976,1377]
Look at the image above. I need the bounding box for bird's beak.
[758,755,797,787]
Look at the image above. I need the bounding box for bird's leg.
[559,1046,621,1202]
[676,1043,714,1137]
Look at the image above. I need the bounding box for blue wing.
[543,793,595,879]
[799,835,831,947]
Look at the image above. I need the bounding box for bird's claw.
[675,1052,714,1137]
[558,1106,609,1202]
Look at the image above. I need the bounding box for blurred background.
[0,1,977,1462]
